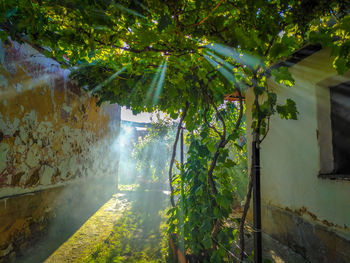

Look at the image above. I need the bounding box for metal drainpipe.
[252,137,262,263]
[180,127,184,166]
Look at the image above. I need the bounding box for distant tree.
[132,114,176,187]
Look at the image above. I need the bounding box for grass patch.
[83,187,170,263]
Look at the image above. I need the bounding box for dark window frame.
[319,81,350,180]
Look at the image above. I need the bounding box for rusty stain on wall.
[285,206,349,230]
[0,39,120,261]
[261,203,350,263]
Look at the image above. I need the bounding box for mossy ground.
[44,184,170,263]
[82,184,170,263]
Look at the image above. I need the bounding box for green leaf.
[224,159,236,168]
[271,66,295,87]
[206,142,217,154]
[276,99,298,120]
[267,92,277,106]
[157,13,172,32]
[210,251,222,263]
[202,236,212,249]
[195,185,203,196]
[270,42,289,59]
[333,56,348,75]
[232,229,238,237]
[0,31,8,41]
[309,30,332,47]
[7,7,18,18]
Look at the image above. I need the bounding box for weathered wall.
[0,40,120,261]
[246,48,350,262]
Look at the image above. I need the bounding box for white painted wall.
[246,48,350,237]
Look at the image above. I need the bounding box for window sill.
[318,173,350,181]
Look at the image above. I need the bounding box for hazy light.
[206,50,236,72]
[91,66,128,93]
[113,3,145,18]
[112,125,134,151]
[145,62,164,104]
[206,43,261,68]
[124,125,133,134]
[152,60,167,105]
[204,54,235,84]
[133,0,151,14]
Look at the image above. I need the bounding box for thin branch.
[204,107,224,140]
[264,21,287,59]
[188,0,225,27]
[264,36,276,57]
[169,102,190,208]
[207,85,243,197]
[71,26,207,56]
[209,95,227,139]
[225,86,244,144]
[107,42,207,55]
[238,173,254,262]
[259,116,270,143]
[210,85,244,246]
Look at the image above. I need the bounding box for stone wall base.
[261,203,350,263]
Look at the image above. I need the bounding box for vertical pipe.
[252,139,262,263]
[179,127,185,256]
[180,127,184,166]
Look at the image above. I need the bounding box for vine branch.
[169,102,190,208]
[204,106,224,140]
[209,86,244,247]
[188,0,225,27]
[238,173,254,262]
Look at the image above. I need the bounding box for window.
[329,81,350,176]
[318,81,350,179]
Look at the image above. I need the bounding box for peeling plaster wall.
[246,48,350,262]
[0,40,120,261]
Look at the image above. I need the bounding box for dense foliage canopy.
[1,0,349,119]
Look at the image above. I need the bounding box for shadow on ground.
[14,192,114,263]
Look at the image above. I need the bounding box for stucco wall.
[0,40,120,261]
[246,48,350,261]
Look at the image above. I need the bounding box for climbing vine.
[1,0,349,261]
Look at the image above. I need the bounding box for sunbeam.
[205,50,236,72]
[206,43,262,68]
[133,0,152,14]
[204,49,250,91]
[152,60,167,105]
[91,66,128,94]
[204,53,236,84]
[145,62,164,104]
[113,3,146,18]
